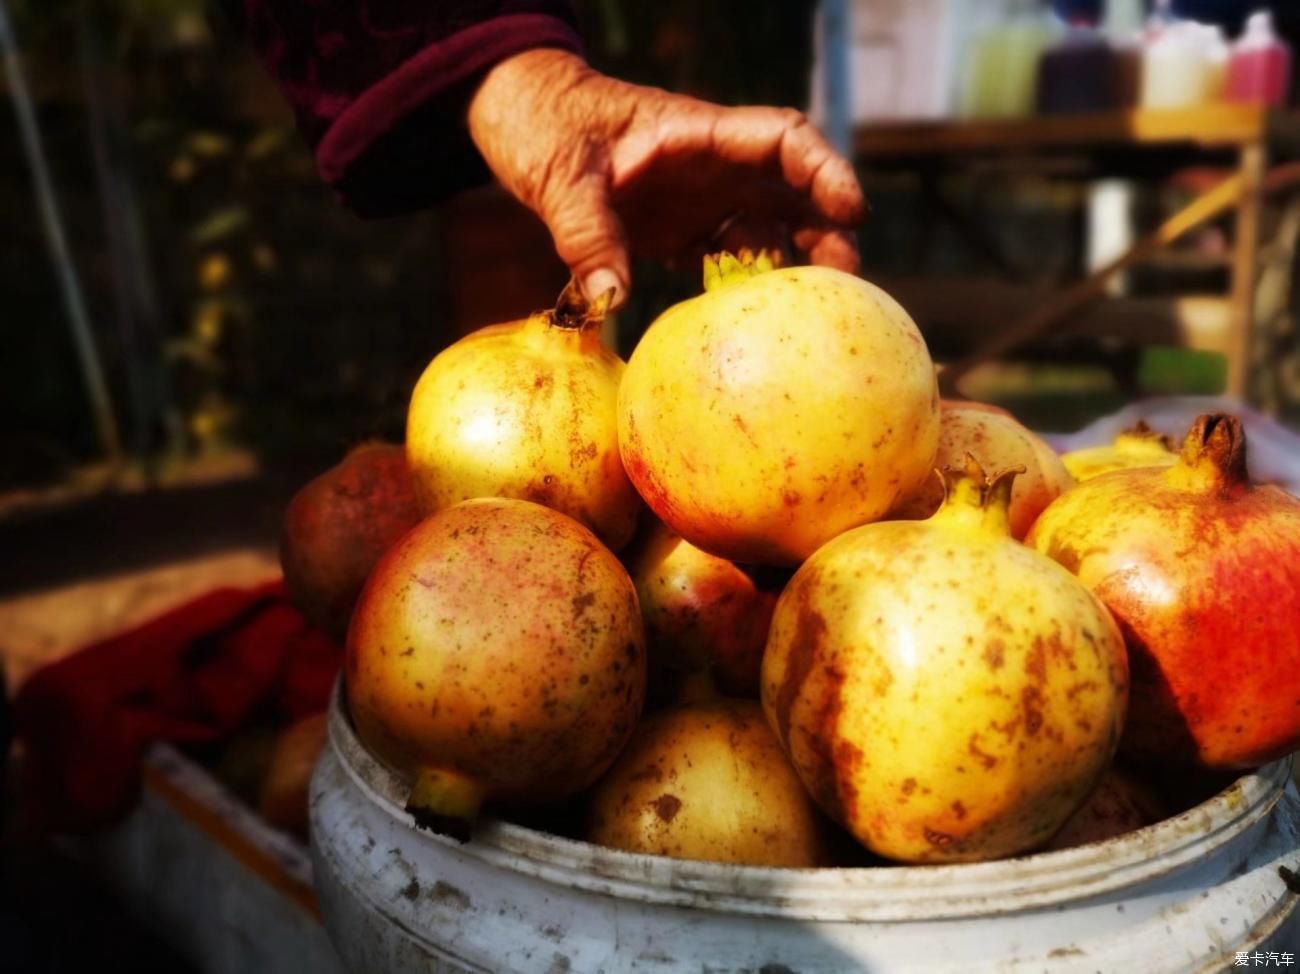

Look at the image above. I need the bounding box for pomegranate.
[585,693,832,866]
[762,458,1128,863]
[941,397,1013,418]
[626,519,777,701]
[1028,414,1300,769]
[279,442,422,641]
[1044,766,1163,851]
[406,282,639,550]
[891,401,1074,539]
[347,498,645,837]
[257,713,329,835]
[1061,422,1178,482]
[618,252,940,565]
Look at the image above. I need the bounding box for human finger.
[538,169,632,309]
[706,106,867,227]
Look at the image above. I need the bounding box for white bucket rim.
[324,683,1293,921]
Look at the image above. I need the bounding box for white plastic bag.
[1043,396,1300,495]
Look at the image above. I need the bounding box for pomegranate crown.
[1176,413,1250,491]
[547,279,612,331]
[1118,420,1176,452]
[932,454,1023,536]
[702,249,783,292]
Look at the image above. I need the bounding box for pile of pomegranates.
[273,253,1300,869]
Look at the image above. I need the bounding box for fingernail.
[583,269,625,310]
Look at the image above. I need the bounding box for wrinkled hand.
[468,49,866,308]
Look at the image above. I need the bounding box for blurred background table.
[853,104,1300,410]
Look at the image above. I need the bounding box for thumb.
[540,171,630,310]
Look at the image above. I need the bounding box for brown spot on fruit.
[1065,680,1099,701]
[1021,686,1044,735]
[983,639,1005,670]
[651,793,683,823]
[951,800,967,820]
[990,717,1020,740]
[571,591,597,619]
[967,734,999,769]
[924,827,957,848]
[901,777,917,796]
[832,738,863,821]
[1026,639,1047,684]
[772,597,828,748]
[569,441,598,467]
[630,763,664,784]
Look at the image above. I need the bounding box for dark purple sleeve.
[223,1,584,216]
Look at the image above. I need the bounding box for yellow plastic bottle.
[962,0,1060,118]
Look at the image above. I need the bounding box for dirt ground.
[0,455,303,685]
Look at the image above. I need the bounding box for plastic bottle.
[962,0,1061,118]
[1226,10,1293,107]
[1038,19,1120,114]
[1203,24,1231,101]
[1103,0,1144,38]
[1144,0,1177,41]
[1105,0,1147,109]
[1141,21,1222,109]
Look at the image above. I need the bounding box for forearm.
[222,1,584,216]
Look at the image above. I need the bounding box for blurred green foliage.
[2,0,822,489]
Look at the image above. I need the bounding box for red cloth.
[13,580,341,832]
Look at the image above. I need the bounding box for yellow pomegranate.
[762,458,1128,863]
[585,692,832,866]
[941,397,1013,418]
[618,252,940,565]
[1061,422,1179,482]
[626,519,778,701]
[891,401,1074,539]
[407,282,639,550]
[257,713,329,836]
[347,498,645,838]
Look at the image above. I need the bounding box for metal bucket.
[310,688,1300,973]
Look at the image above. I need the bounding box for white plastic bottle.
[1202,24,1231,102]
[1104,0,1145,39]
[1141,21,1221,109]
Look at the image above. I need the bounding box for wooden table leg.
[1226,142,1268,400]
[941,172,1245,395]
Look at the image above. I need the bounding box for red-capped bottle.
[1226,11,1293,107]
